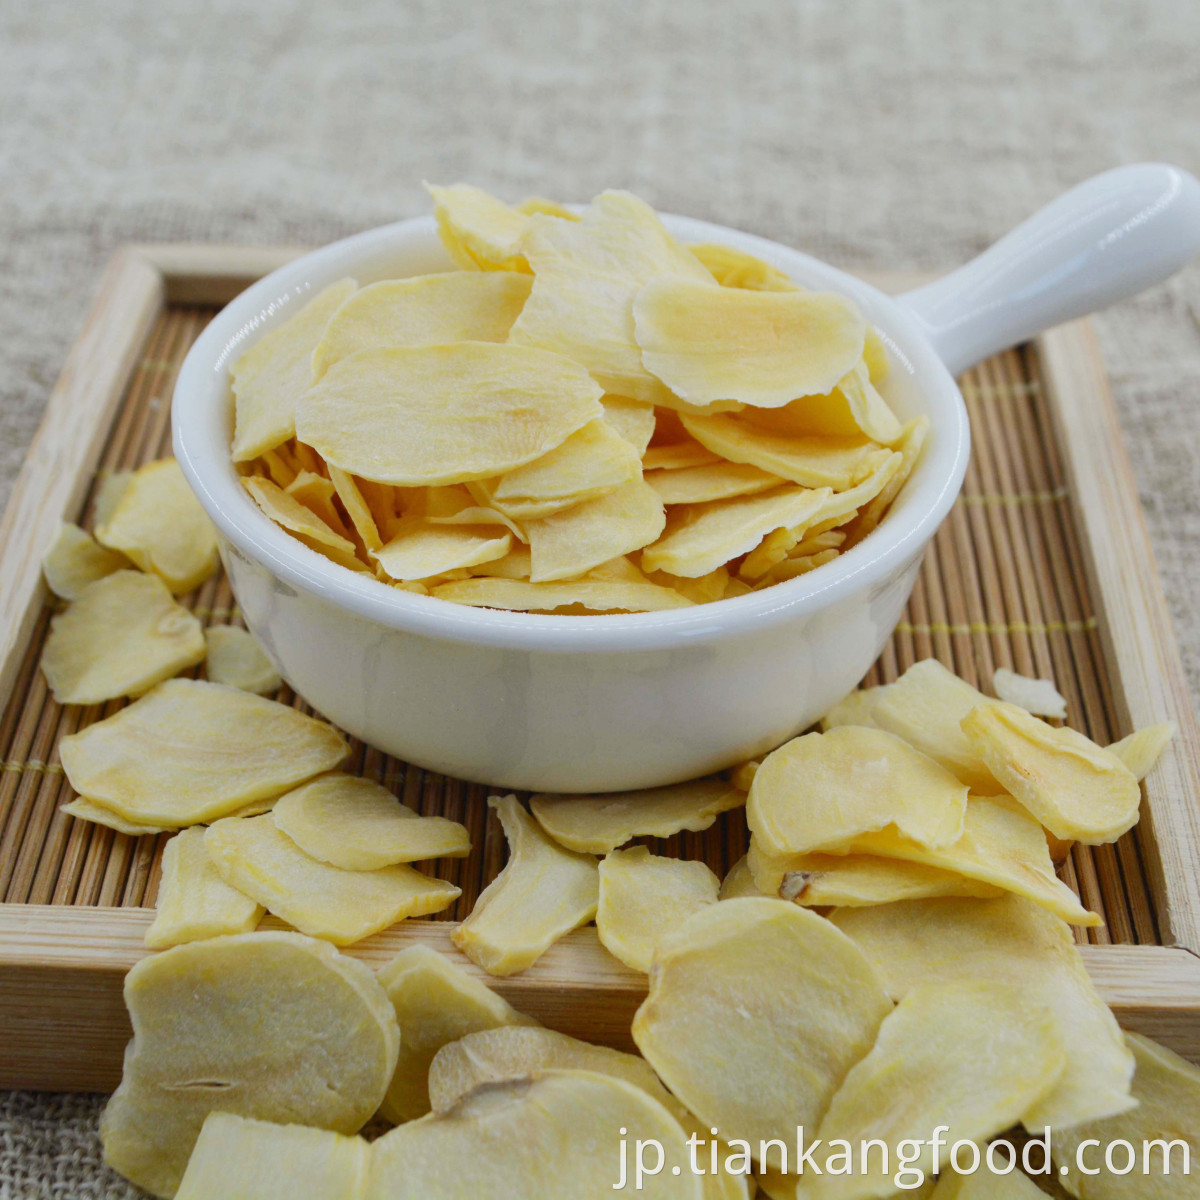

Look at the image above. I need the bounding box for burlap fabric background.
[1,1,1198,1194]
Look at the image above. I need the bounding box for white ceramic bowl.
[174,165,1200,791]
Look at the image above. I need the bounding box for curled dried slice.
[205,815,460,946]
[1052,1033,1200,1197]
[452,794,599,976]
[633,275,866,408]
[718,855,762,899]
[62,797,173,836]
[376,944,536,1124]
[819,687,884,730]
[41,570,206,705]
[682,411,890,490]
[93,470,134,526]
[601,395,656,455]
[285,470,344,532]
[509,189,713,404]
[60,678,348,826]
[427,183,535,271]
[42,522,128,600]
[231,279,357,462]
[930,1163,1045,1198]
[746,726,968,864]
[373,521,511,581]
[845,416,929,546]
[831,895,1136,1134]
[204,625,280,695]
[176,1112,369,1200]
[852,795,1101,926]
[95,459,219,594]
[642,437,721,471]
[597,847,720,973]
[243,475,357,555]
[100,931,398,1198]
[632,899,892,1169]
[432,577,691,613]
[992,667,1068,719]
[328,465,382,552]
[295,342,603,487]
[272,773,470,870]
[642,486,830,578]
[530,777,744,854]
[646,461,783,505]
[746,360,901,444]
[862,326,891,382]
[870,658,998,790]
[687,243,797,291]
[962,701,1140,843]
[144,827,263,950]
[807,981,1065,1199]
[1108,722,1176,780]
[367,1070,699,1200]
[311,272,532,376]
[525,477,665,581]
[480,417,641,520]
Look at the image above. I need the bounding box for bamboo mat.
[0,305,1161,947]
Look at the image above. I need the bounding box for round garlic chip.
[633,275,866,408]
[41,521,128,600]
[99,931,399,1198]
[646,461,784,506]
[596,847,720,973]
[272,773,471,871]
[95,459,220,595]
[59,678,348,827]
[203,625,281,695]
[632,898,892,1167]
[294,342,603,487]
[373,521,512,581]
[311,272,533,377]
[368,1070,700,1200]
[991,666,1069,720]
[41,570,206,705]
[807,981,1065,1199]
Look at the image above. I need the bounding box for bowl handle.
[896,163,1200,376]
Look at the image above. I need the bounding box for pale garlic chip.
[41,570,206,705]
[284,469,344,532]
[42,521,128,600]
[852,794,1101,926]
[1108,721,1176,781]
[373,521,512,581]
[376,944,536,1124]
[426,182,536,271]
[687,242,797,291]
[992,666,1069,719]
[633,275,866,408]
[646,461,783,506]
[680,410,891,490]
[100,932,398,1198]
[59,678,348,827]
[525,477,665,582]
[746,726,968,865]
[929,1162,1046,1198]
[204,625,281,695]
[596,847,720,973]
[819,687,884,730]
[846,416,929,546]
[632,899,891,1172]
[243,475,358,557]
[205,814,460,946]
[451,794,599,976]
[230,279,357,462]
[295,342,603,487]
[717,854,761,899]
[272,773,471,870]
[478,418,642,520]
[508,189,713,404]
[807,981,1065,1199]
[144,827,264,950]
[862,325,891,383]
[95,459,219,594]
[642,486,831,578]
[328,465,382,552]
[961,701,1141,843]
[601,395,657,455]
[368,1070,699,1200]
[641,437,721,471]
[311,272,533,377]
[62,797,175,836]
[870,658,999,790]
[93,470,134,527]
[432,577,692,613]
[1052,1033,1200,1197]
[530,777,744,854]
[177,1112,370,1200]
[831,895,1135,1133]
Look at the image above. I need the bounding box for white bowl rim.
[173,210,970,654]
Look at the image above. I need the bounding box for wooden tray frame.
[2,247,1200,1093]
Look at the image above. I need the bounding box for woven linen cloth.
[1,1,1199,1194]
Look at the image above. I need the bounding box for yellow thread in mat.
[1,760,64,776]
[958,487,1069,507]
[896,618,1099,637]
